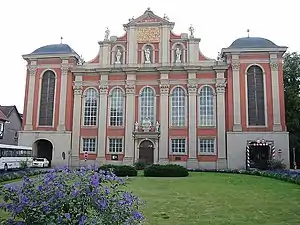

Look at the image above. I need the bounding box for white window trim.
[111,44,126,65]
[198,136,217,156]
[80,136,97,154]
[169,137,187,155]
[197,85,216,127]
[141,43,156,64]
[81,87,99,127]
[171,42,186,63]
[108,87,125,127]
[169,85,187,127]
[245,64,268,128]
[36,69,58,128]
[138,86,156,124]
[107,136,124,155]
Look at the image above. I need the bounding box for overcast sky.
[0,0,299,113]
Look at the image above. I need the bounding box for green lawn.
[126,172,300,225]
[1,172,300,224]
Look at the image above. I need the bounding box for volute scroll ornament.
[99,85,108,94]
[270,61,278,71]
[73,84,83,95]
[28,66,37,77]
[187,83,197,94]
[216,82,227,93]
[231,62,240,71]
[125,84,135,94]
[159,84,169,94]
[61,66,70,76]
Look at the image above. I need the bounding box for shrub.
[134,161,147,170]
[98,164,138,177]
[20,160,29,169]
[267,159,286,170]
[0,166,144,224]
[144,164,189,177]
[187,168,300,185]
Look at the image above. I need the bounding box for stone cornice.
[22,53,80,60]
[221,47,288,55]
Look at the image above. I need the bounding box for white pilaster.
[187,38,201,64]
[101,42,111,66]
[97,76,108,163]
[71,76,83,167]
[24,64,37,131]
[124,76,136,164]
[127,27,137,65]
[159,73,169,164]
[160,25,170,65]
[232,58,242,131]
[187,72,198,168]
[270,60,282,131]
[216,71,227,169]
[57,62,69,131]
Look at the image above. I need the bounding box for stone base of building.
[217,158,228,169]
[123,157,134,165]
[187,158,199,169]
[158,158,169,165]
[227,131,290,169]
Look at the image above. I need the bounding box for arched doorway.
[139,140,154,165]
[33,139,53,167]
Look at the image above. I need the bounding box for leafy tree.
[283,52,300,166]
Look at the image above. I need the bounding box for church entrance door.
[139,140,154,165]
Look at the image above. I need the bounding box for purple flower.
[65,213,71,219]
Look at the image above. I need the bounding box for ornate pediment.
[124,8,174,28]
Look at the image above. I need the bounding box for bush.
[98,164,137,177]
[144,164,189,177]
[134,161,147,170]
[267,159,286,170]
[0,169,48,183]
[0,166,144,224]
[187,168,300,185]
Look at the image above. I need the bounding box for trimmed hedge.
[134,161,147,170]
[187,168,300,185]
[0,169,49,183]
[144,164,189,177]
[98,164,137,177]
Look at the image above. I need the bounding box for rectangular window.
[198,138,215,155]
[82,138,96,153]
[171,139,186,154]
[108,138,123,153]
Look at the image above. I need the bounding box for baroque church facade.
[19,8,290,169]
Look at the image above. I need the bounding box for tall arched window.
[39,70,55,126]
[198,86,214,126]
[109,88,125,126]
[171,87,186,126]
[83,88,98,126]
[139,87,155,124]
[247,65,265,126]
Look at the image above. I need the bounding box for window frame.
[198,85,216,127]
[139,86,156,125]
[198,137,216,156]
[82,88,99,127]
[81,137,97,154]
[169,137,187,155]
[108,87,125,127]
[170,86,187,127]
[107,137,124,154]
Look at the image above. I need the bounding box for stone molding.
[61,66,70,75]
[216,78,227,93]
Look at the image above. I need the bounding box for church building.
[18,8,290,169]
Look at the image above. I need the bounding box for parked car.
[33,158,49,168]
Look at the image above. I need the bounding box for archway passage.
[34,139,53,167]
[247,141,272,170]
[139,140,154,165]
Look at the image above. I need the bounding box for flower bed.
[0,166,144,224]
[187,168,300,185]
[0,169,49,183]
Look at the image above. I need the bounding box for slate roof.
[0,106,22,122]
[0,109,8,121]
[31,44,77,55]
[228,37,279,48]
